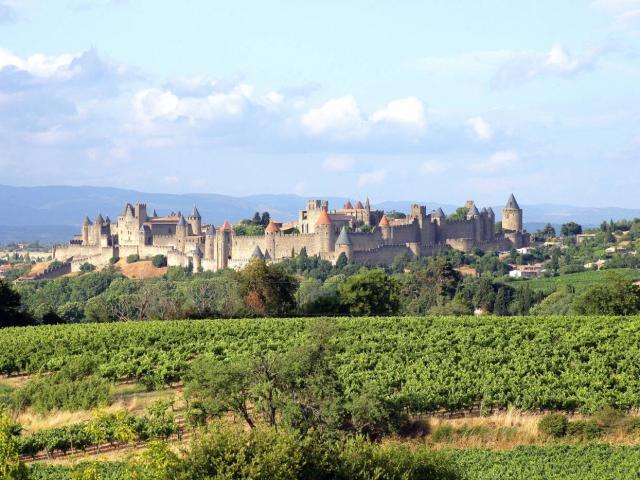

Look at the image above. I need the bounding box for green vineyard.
[3,316,640,413]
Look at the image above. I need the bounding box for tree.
[493,287,510,316]
[561,222,583,237]
[260,212,271,227]
[0,280,31,327]
[252,212,262,225]
[339,269,400,316]
[448,207,470,221]
[238,258,299,317]
[79,263,96,273]
[541,223,556,238]
[151,255,167,268]
[573,272,640,315]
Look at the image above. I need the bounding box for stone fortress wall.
[54,194,529,272]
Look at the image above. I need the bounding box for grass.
[515,268,640,293]
[14,383,181,434]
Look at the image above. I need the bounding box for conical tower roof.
[316,209,332,226]
[191,206,201,218]
[379,215,390,226]
[467,204,480,218]
[505,194,520,210]
[105,216,111,224]
[433,208,445,218]
[177,215,187,227]
[365,197,371,209]
[222,220,233,231]
[336,225,352,246]
[344,200,354,210]
[83,216,92,226]
[206,225,216,236]
[95,213,104,224]
[251,245,264,259]
[152,210,158,217]
[487,207,495,216]
[355,200,364,209]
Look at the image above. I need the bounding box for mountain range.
[1,185,639,243]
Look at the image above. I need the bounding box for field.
[26,445,640,480]
[517,268,640,293]
[4,316,640,413]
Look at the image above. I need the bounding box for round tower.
[218,220,233,269]
[379,215,392,242]
[82,216,92,246]
[176,214,188,252]
[265,221,280,260]
[315,208,335,253]
[335,225,353,261]
[188,206,202,236]
[204,225,216,261]
[502,194,523,233]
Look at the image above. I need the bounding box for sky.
[0,0,639,207]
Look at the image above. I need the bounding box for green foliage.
[0,279,32,327]
[561,222,583,236]
[448,207,470,221]
[573,272,640,315]
[7,316,640,413]
[11,357,110,413]
[126,254,140,264]
[79,263,96,273]
[567,420,603,440]
[450,444,640,480]
[0,411,28,480]
[339,269,400,315]
[151,255,167,268]
[538,414,569,438]
[237,259,298,317]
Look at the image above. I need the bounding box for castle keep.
[54,195,529,272]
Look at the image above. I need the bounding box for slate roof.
[335,226,352,246]
[505,194,520,210]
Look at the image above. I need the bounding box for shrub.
[539,413,569,438]
[79,263,96,273]
[568,420,603,440]
[109,256,119,265]
[126,254,140,264]
[151,255,167,268]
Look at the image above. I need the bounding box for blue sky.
[0,0,639,206]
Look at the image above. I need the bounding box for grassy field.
[514,268,640,293]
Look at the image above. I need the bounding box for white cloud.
[472,150,520,172]
[322,154,355,172]
[132,84,253,124]
[370,96,427,131]
[301,95,367,138]
[357,169,387,187]
[592,0,640,12]
[492,44,604,89]
[0,48,79,78]
[467,116,494,141]
[419,160,447,175]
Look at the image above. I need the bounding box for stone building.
[54,195,529,272]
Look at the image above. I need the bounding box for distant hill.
[1,185,639,243]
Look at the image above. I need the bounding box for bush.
[126,254,140,264]
[109,256,119,265]
[151,255,167,268]
[79,263,96,272]
[539,413,569,438]
[568,420,603,440]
